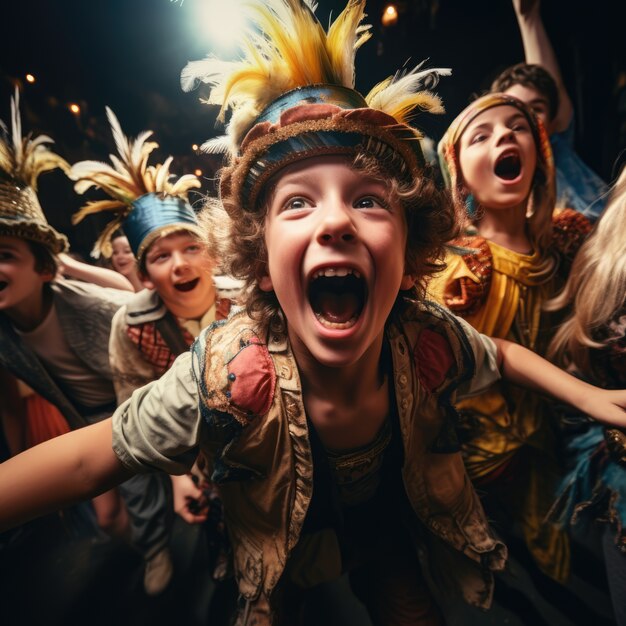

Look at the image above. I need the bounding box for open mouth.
[494,151,522,180]
[0,281,7,292]
[174,277,200,293]
[308,268,367,329]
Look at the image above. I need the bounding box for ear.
[400,274,415,290]
[140,273,155,291]
[41,270,55,284]
[257,263,273,292]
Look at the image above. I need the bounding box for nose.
[496,124,516,145]
[315,202,357,245]
[171,250,190,273]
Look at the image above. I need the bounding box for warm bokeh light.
[381,4,399,27]
[25,73,36,84]
[69,103,81,114]
[192,143,199,151]
[194,169,203,177]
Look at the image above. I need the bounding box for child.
[1,2,626,625]
[490,0,609,219]
[71,108,233,584]
[110,231,144,292]
[430,91,593,585]
[0,91,170,596]
[546,168,626,624]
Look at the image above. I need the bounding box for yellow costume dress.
[429,210,590,581]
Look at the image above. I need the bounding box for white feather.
[367,64,452,112]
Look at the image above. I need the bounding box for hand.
[171,474,209,524]
[579,388,626,429]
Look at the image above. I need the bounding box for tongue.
[315,290,360,324]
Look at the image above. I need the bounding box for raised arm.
[0,418,132,532]
[513,0,573,132]
[57,252,134,291]
[494,338,626,428]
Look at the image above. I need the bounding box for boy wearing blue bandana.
[2,2,626,624]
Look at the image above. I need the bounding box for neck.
[5,285,53,332]
[477,202,531,253]
[294,332,386,402]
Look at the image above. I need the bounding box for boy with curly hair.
[2,2,626,624]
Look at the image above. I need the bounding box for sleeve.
[111,351,201,476]
[108,307,159,404]
[427,239,491,317]
[452,316,501,400]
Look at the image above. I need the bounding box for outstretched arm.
[513,0,573,132]
[57,252,134,291]
[0,418,133,532]
[494,338,626,428]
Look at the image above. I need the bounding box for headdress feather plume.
[70,107,201,257]
[0,88,69,189]
[181,0,449,156]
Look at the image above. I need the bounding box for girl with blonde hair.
[547,168,626,623]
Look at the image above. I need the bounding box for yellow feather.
[71,200,127,225]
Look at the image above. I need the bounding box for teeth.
[312,267,361,280]
[315,312,358,329]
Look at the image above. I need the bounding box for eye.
[354,195,387,210]
[512,123,529,132]
[148,251,169,264]
[0,251,15,261]
[283,196,312,211]
[469,132,487,145]
[185,244,201,253]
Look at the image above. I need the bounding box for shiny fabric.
[191,303,506,624]
[429,240,570,582]
[125,193,204,259]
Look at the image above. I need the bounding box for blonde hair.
[546,168,626,374]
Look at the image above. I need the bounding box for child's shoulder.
[429,235,493,316]
[392,299,478,394]
[52,278,132,310]
[120,288,166,327]
[551,208,593,263]
[192,307,277,427]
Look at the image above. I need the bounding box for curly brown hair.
[200,152,460,332]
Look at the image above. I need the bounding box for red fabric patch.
[413,328,455,393]
[216,298,231,321]
[227,339,276,418]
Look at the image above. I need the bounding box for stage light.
[69,103,80,115]
[381,4,399,27]
[25,73,36,84]
[194,169,203,177]
[192,143,199,151]
[192,0,246,52]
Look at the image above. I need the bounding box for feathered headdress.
[70,107,202,259]
[181,0,450,212]
[0,89,69,253]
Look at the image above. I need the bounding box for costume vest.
[0,280,130,428]
[124,288,231,374]
[192,302,507,625]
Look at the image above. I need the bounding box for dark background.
[1,0,624,258]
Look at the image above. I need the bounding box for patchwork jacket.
[191,301,507,624]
